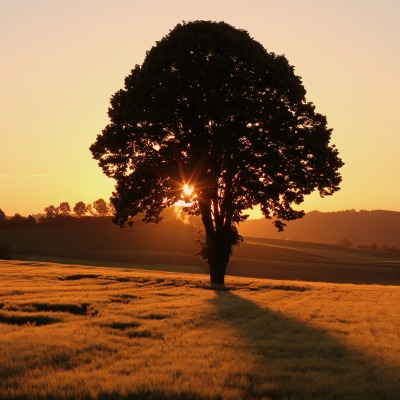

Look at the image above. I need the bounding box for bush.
[0,242,12,260]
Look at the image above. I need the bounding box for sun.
[182,184,194,197]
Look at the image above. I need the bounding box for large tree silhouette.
[90,21,343,285]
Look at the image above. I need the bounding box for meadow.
[1,260,400,399]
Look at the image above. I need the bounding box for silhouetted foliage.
[0,209,5,224]
[10,214,24,223]
[26,215,37,226]
[10,214,36,227]
[90,21,343,285]
[73,201,88,217]
[39,214,111,226]
[86,204,95,216]
[38,199,116,226]
[58,202,71,216]
[0,241,11,259]
[0,213,36,228]
[93,198,109,216]
[44,205,59,219]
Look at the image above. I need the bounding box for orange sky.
[1,1,399,218]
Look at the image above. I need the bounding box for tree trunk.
[209,259,228,286]
[205,229,232,286]
[199,195,233,287]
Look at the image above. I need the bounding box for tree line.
[43,199,113,219]
[0,199,113,227]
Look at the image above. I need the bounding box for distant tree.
[44,205,59,219]
[86,204,95,216]
[93,198,109,216]
[108,201,115,216]
[73,201,88,217]
[0,241,11,260]
[9,213,28,226]
[58,202,71,216]
[26,215,37,225]
[90,21,343,285]
[10,213,24,222]
[0,209,5,224]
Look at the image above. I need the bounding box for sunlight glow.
[182,184,194,197]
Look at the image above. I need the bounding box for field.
[1,224,400,285]
[231,237,400,285]
[1,260,400,399]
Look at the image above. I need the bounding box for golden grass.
[0,260,399,399]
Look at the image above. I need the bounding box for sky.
[1,0,399,217]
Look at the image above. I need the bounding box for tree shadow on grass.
[210,289,400,400]
[0,391,221,400]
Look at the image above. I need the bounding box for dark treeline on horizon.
[0,199,113,227]
[0,200,196,229]
[1,204,400,251]
[1,207,400,265]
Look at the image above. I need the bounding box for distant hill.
[239,210,400,248]
[1,210,400,284]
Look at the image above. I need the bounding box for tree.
[0,241,11,260]
[58,202,71,216]
[26,215,37,226]
[93,198,109,216]
[90,21,343,285]
[9,213,26,226]
[108,201,115,216]
[44,205,59,219]
[73,201,88,217]
[0,209,5,225]
[86,204,95,216]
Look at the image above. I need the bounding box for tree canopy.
[93,198,109,216]
[73,201,88,217]
[90,21,343,285]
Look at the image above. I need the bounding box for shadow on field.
[94,391,219,400]
[210,290,400,400]
[0,391,219,400]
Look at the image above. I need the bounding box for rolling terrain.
[1,221,399,285]
[232,237,400,285]
[240,210,400,248]
[1,219,399,398]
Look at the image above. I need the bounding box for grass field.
[1,260,400,399]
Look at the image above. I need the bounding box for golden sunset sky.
[1,0,399,217]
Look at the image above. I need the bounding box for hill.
[240,209,400,248]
